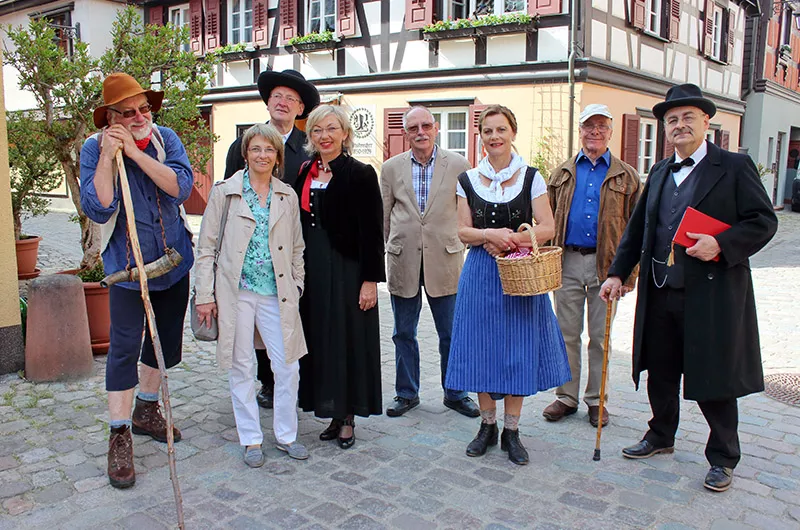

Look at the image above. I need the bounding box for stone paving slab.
[2,211,798,529]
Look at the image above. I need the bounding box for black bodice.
[458,167,536,230]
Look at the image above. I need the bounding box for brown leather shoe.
[542,400,578,421]
[588,405,609,427]
[108,425,135,489]
[132,398,181,443]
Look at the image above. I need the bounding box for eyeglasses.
[406,123,434,134]
[665,113,700,127]
[580,123,611,132]
[310,126,342,137]
[269,93,301,105]
[109,103,152,119]
[248,146,278,156]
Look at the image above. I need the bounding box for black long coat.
[223,125,310,187]
[608,141,777,402]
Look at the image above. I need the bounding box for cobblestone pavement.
[3,211,800,529]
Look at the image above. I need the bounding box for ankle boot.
[108,425,135,489]
[501,428,529,465]
[132,397,181,443]
[466,422,499,457]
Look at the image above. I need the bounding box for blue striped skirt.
[445,246,571,396]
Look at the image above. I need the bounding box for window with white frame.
[711,4,723,60]
[169,4,191,52]
[443,0,525,20]
[431,109,468,159]
[229,0,253,44]
[308,0,336,33]
[638,118,658,176]
[705,130,715,144]
[644,0,662,35]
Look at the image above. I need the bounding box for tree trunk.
[13,215,22,241]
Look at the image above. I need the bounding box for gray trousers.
[553,250,615,408]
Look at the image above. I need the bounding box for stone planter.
[59,269,111,355]
[15,235,42,280]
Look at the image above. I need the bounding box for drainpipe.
[567,0,577,156]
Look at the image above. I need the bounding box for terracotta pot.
[58,269,111,355]
[15,236,42,279]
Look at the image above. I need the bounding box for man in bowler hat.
[223,69,320,409]
[600,84,777,492]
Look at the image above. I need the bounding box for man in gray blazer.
[381,106,478,418]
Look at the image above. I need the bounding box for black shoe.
[622,439,675,459]
[256,386,274,409]
[500,428,529,465]
[337,418,355,449]
[386,396,420,417]
[704,466,733,492]
[443,397,480,418]
[466,422,499,457]
[319,419,342,441]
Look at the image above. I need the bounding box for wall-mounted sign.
[349,106,376,158]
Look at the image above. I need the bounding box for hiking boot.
[108,425,135,489]
[132,397,181,443]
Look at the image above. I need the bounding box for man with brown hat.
[223,69,319,409]
[80,72,195,489]
[600,83,777,492]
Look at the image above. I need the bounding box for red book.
[670,207,731,263]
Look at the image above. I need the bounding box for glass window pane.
[448,132,466,150]
[245,0,252,10]
[448,112,466,130]
[310,19,320,33]
[325,0,334,16]
[245,28,252,41]
[245,11,253,27]
[233,13,240,30]
[233,29,240,43]
[504,0,524,13]
[325,15,335,31]
[233,0,240,13]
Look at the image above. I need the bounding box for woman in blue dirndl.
[445,105,571,465]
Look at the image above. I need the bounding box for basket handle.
[517,222,540,258]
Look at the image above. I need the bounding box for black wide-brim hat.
[653,83,717,121]
[257,69,320,120]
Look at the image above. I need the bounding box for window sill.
[286,40,338,53]
[219,50,256,62]
[638,29,670,44]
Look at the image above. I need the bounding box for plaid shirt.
[411,145,437,213]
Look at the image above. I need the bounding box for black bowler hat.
[257,69,320,119]
[652,83,717,121]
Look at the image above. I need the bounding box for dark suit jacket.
[223,125,310,187]
[608,141,777,401]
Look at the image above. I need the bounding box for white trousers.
[230,290,300,446]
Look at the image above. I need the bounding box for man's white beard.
[129,119,153,141]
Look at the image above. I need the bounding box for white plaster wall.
[301,52,337,80]
[438,40,475,68]
[399,41,429,72]
[537,27,568,62]
[592,0,607,12]
[672,50,687,83]
[220,61,254,87]
[75,0,125,54]
[609,27,628,66]
[271,54,295,72]
[345,47,371,76]
[630,33,638,68]
[727,72,740,98]
[706,68,723,95]
[687,55,701,85]
[390,0,404,33]
[364,2,381,37]
[639,44,663,76]
[688,15,699,50]
[611,0,625,19]
[486,34,525,65]
[591,20,607,61]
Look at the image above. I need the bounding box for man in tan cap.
[544,104,641,428]
[80,73,195,489]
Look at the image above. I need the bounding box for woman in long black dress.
[294,105,385,449]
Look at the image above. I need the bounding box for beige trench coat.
[381,148,471,298]
[194,171,307,371]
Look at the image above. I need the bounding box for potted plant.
[8,113,63,280]
[287,31,337,53]
[58,263,110,355]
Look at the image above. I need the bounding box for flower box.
[288,40,337,53]
[473,22,536,36]
[423,27,477,41]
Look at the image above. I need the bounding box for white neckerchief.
[467,153,528,202]
[673,140,708,187]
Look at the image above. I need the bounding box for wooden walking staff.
[593,298,618,462]
[114,151,184,529]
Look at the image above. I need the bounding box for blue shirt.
[238,172,278,296]
[411,145,437,213]
[564,149,611,248]
[79,126,195,291]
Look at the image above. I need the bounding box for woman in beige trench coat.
[194,124,308,467]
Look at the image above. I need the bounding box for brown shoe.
[108,425,135,489]
[542,400,578,421]
[588,405,610,427]
[132,398,181,443]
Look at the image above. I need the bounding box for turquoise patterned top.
[238,171,278,296]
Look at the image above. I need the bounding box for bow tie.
[668,157,695,173]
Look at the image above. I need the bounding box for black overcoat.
[223,125,310,186]
[608,141,778,402]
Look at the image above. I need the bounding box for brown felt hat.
[93,73,164,129]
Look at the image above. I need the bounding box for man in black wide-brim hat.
[223,69,320,409]
[600,83,777,492]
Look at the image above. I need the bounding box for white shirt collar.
[282,129,292,144]
[673,140,708,187]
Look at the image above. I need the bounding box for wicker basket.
[496,223,562,296]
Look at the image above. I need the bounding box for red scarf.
[300,159,320,212]
[134,131,153,151]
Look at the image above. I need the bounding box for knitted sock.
[137,392,159,402]
[480,408,497,425]
[504,413,520,430]
[109,419,132,432]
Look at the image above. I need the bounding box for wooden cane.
[593,297,617,462]
[115,151,184,529]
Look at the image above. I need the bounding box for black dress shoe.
[319,419,342,441]
[386,396,420,417]
[466,422,498,457]
[622,439,675,459]
[337,418,355,449]
[704,466,733,492]
[256,386,274,409]
[500,428,529,465]
[443,397,480,418]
